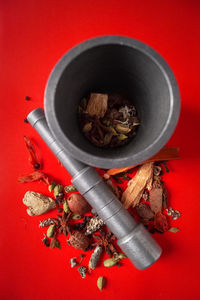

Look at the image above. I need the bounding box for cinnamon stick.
[107,147,179,176]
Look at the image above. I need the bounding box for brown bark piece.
[135,203,155,220]
[121,162,154,209]
[149,186,163,214]
[107,147,180,176]
[86,93,108,118]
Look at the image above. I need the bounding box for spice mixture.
[19,128,181,291]
[78,92,140,148]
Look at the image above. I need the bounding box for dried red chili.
[24,136,41,169]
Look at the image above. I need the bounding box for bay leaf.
[168,227,180,233]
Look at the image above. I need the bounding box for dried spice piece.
[103,258,119,267]
[71,214,82,220]
[57,211,72,236]
[85,216,104,235]
[121,162,154,209]
[41,234,50,247]
[162,186,168,209]
[24,136,41,170]
[105,178,121,199]
[18,171,52,185]
[86,93,108,118]
[168,227,180,233]
[115,253,127,260]
[54,184,63,198]
[78,93,139,148]
[92,230,117,257]
[166,208,181,220]
[23,191,56,216]
[64,184,77,193]
[78,266,87,278]
[69,232,90,250]
[149,184,163,214]
[107,147,180,175]
[48,181,56,192]
[70,257,78,268]
[25,96,31,101]
[47,224,55,238]
[63,201,70,213]
[135,203,155,222]
[70,254,85,268]
[97,276,106,291]
[39,218,57,228]
[88,245,103,270]
[154,212,169,233]
[67,193,91,215]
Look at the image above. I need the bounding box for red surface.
[1,1,200,299]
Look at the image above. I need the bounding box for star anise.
[92,229,117,257]
[57,211,72,236]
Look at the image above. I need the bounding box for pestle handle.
[27,108,162,270]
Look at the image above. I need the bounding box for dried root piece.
[121,162,154,209]
[149,184,163,214]
[86,93,108,118]
[23,191,56,216]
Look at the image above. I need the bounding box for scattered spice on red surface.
[18,170,52,185]
[19,129,181,290]
[25,96,31,101]
[24,136,41,169]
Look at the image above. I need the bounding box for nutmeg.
[69,232,90,250]
[67,193,90,215]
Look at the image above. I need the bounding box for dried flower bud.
[97,276,106,291]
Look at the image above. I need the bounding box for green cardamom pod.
[72,214,81,220]
[117,133,128,140]
[83,122,92,133]
[54,240,61,249]
[97,276,106,291]
[117,253,127,260]
[63,201,70,213]
[116,124,131,134]
[103,258,119,267]
[64,185,77,193]
[47,224,55,238]
[48,181,56,193]
[54,184,63,198]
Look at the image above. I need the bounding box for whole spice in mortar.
[78,92,140,148]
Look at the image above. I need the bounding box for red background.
[1,0,200,299]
